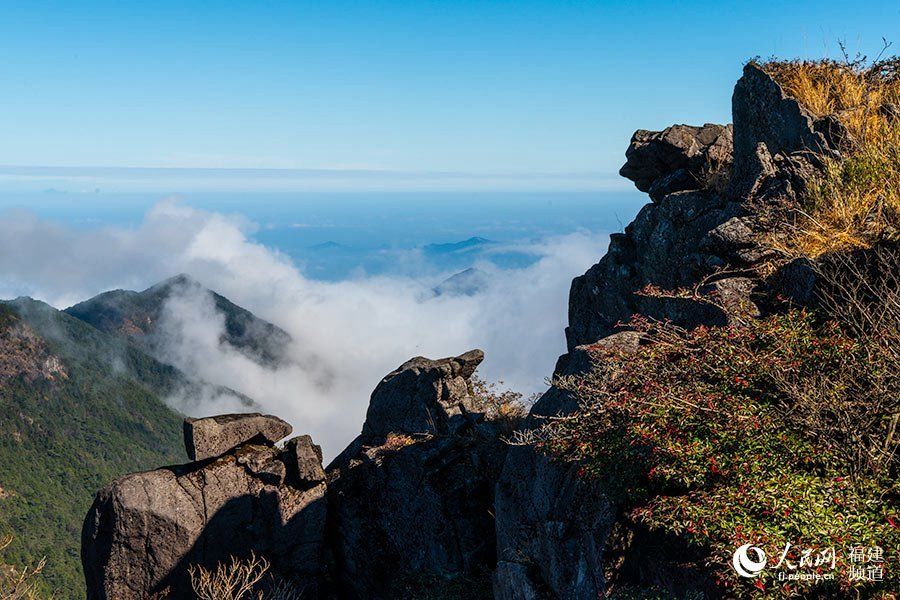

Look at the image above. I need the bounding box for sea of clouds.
[0,199,610,458]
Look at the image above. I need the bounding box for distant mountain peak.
[309,241,344,250]
[65,276,292,368]
[155,273,198,288]
[423,236,495,255]
[432,267,490,297]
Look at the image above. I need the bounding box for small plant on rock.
[471,375,530,435]
[188,553,304,600]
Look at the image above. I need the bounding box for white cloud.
[0,200,609,459]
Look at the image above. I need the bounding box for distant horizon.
[0,163,631,192]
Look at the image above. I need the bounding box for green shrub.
[540,310,899,597]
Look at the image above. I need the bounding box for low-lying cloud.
[0,200,610,458]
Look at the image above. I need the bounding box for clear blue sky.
[1,1,898,184]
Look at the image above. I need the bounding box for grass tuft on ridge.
[762,52,900,257]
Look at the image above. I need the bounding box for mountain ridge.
[1,277,285,598]
[65,274,292,369]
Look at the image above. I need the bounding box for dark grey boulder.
[361,349,484,438]
[619,123,733,200]
[731,62,837,198]
[184,412,292,461]
[82,433,326,599]
[494,336,628,599]
[494,445,614,599]
[703,215,773,264]
[327,348,506,599]
[284,434,326,487]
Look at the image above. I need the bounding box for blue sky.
[1,0,899,188]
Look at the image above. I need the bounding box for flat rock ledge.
[184,412,292,461]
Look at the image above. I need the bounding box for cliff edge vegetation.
[762,52,900,257]
[523,53,900,599]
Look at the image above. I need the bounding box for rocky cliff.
[81,350,507,599]
[81,62,895,599]
[491,62,873,599]
[326,350,507,599]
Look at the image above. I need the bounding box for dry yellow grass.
[188,553,304,600]
[381,432,417,452]
[761,57,900,257]
[0,536,47,600]
[764,58,900,144]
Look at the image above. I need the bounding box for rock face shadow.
[152,490,326,598]
[82,416,328,600]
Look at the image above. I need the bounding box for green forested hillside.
[65,274,292,368]
[0,298,186,598]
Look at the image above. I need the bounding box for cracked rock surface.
[326,349,507,599]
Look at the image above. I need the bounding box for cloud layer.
[0,200,609,458]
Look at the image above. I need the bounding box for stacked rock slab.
[326,349,508,599]
[493,64,840,599]
[82,414,326,600]
[184,412,292,461]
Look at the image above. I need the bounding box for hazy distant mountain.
[0,298,188,598]
[423,236,494,255]
[65,274,292,368]
[432,268,491,297]
[309,240,345,250]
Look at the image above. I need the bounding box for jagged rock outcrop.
[326,349,507,599]
[564,117,761,353]
[730,63,836,198]
[81,349,504,600]
[565,187,754,352]
[728,62,851,214]
[619,123,733,202]
[82,415,326,600]
[493,63,835,599]
[564,61,848,353]
[285,434,327,484]
[361,349,484,438]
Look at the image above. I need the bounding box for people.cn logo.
[732,544,767,578]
